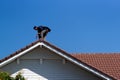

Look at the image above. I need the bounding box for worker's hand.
[46,29,49,32]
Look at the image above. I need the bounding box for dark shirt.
[37,27,42,33]
[38,26,51,33]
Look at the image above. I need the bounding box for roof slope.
[0,40,115,80]
[72,53,120,80]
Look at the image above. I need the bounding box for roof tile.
[72,53,120,80]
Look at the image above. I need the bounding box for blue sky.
[0,0,120,59]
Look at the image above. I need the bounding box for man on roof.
[33,25,51,40]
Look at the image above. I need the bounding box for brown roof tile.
[72,53,120,80]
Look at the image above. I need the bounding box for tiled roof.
[72,53,120,80]
[0,40,116,79]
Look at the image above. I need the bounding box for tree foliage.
[0,72,25,80]
[14,73,25,80]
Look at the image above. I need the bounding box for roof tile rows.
[72,53,120,80]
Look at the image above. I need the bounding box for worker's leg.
[41,30,47,40]
[43,32,48,40]
[38,34,41,39]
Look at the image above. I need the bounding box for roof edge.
[0,41,44,67]
[42,42,114,80]
[0,39,115,80]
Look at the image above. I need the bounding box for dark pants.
[38,30,48,39]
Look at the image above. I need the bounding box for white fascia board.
[42,43,112,80]
[0,42,43,67]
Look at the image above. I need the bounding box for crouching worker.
[33,25,51,40]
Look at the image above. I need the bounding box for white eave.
[0,42,112,80]
[0,42,43,67]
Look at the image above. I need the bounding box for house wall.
[0,47,103,80]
